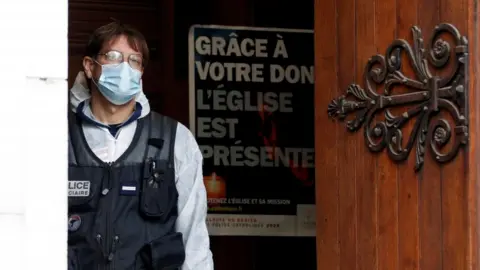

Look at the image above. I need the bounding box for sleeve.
[173,123,214,270]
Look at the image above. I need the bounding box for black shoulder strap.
[68,111,104,167]
[145,112,177,166]
[68,111,78,166]
[68,110,177,166]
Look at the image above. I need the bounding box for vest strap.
[68,111,178,166]
[145,112,177,166]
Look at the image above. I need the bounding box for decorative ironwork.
[327,23,468,172]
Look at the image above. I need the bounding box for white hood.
[69,71,151,119]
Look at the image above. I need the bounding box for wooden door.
[314,0,480,269]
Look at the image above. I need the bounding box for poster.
[188,25,315,236]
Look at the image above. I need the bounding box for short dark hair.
[85,21,150,67]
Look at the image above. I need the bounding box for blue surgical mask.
[93,62,142,105]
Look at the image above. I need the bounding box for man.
[67,21,213,270]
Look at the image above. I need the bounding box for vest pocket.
[68,166,102,212]
[136,232,186,270]
[139,160,171,219]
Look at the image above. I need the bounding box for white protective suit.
[69,71,214,270]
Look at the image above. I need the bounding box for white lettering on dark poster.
[194,31,314,169]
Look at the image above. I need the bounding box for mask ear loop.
[91,77,100,90]
[89,59,104,89]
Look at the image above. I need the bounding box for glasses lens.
[104,51,123,64]
[128,54,143,70]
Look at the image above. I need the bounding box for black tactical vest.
[67,111,185,270]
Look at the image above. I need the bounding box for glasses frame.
[96,50,144,70]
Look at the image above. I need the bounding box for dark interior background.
[68,0,316,268]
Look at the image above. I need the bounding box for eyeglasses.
[97,50,143,70]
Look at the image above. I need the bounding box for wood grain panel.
[416,0,442,269]
[336,0,357,268]
[467,0,480,268]
[439,0,469,269]
[354,0,377,268]
[314,0,340,268]
[374,0,398,268]
[395,0,421,269]
[315,0,479,269]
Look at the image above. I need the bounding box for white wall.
[0,0,68,269]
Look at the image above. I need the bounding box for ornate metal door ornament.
[327,23,468,172]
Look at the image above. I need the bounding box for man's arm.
[174,123,214,270]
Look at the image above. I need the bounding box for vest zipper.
[101,163,114,270]
[95,234,106,270]
[107,235,119,270]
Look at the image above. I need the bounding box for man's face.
[83,34,144,83]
